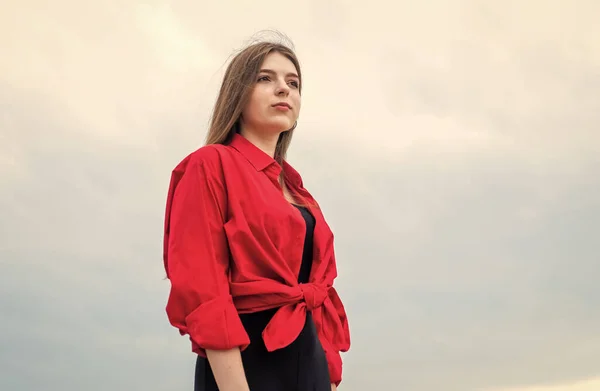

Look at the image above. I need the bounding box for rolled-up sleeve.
[165,156,250,356]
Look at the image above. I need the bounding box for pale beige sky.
[2,1,599,391]
[488,378,600,391]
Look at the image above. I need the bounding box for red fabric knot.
[299,283,328,311]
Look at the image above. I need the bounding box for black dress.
[194,204,331,391]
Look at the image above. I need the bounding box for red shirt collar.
[229,132,303,188]
[229,132,276,172]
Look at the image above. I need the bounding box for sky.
[1,1,599,390]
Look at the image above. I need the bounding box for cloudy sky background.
[1,1,599,390]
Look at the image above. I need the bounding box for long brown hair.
[205,41,302,166]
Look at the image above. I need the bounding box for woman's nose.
[275,80,290,95]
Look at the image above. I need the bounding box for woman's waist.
[230,280,330,313]
[239,306,313,342]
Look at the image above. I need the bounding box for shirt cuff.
[185,295,250,355]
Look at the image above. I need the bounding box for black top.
[293,204,316,284]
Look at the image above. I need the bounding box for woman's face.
[240,51,301,137]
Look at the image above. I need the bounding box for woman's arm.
[206,348,250,391]
[164,152,251,387]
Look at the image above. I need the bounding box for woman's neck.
[239,128,280,158]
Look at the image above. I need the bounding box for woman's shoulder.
[174,143,235,173]
[190,143,231,164]
[167,145,235,188]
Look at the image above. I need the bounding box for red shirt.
[163,133,351,385]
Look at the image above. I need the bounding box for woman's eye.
[289,81,299,88]
[258,76,270,82]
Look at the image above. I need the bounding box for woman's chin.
[263,120,296,134]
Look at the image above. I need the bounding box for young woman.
[162,40,351,391]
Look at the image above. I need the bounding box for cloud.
[0,1,221,150]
